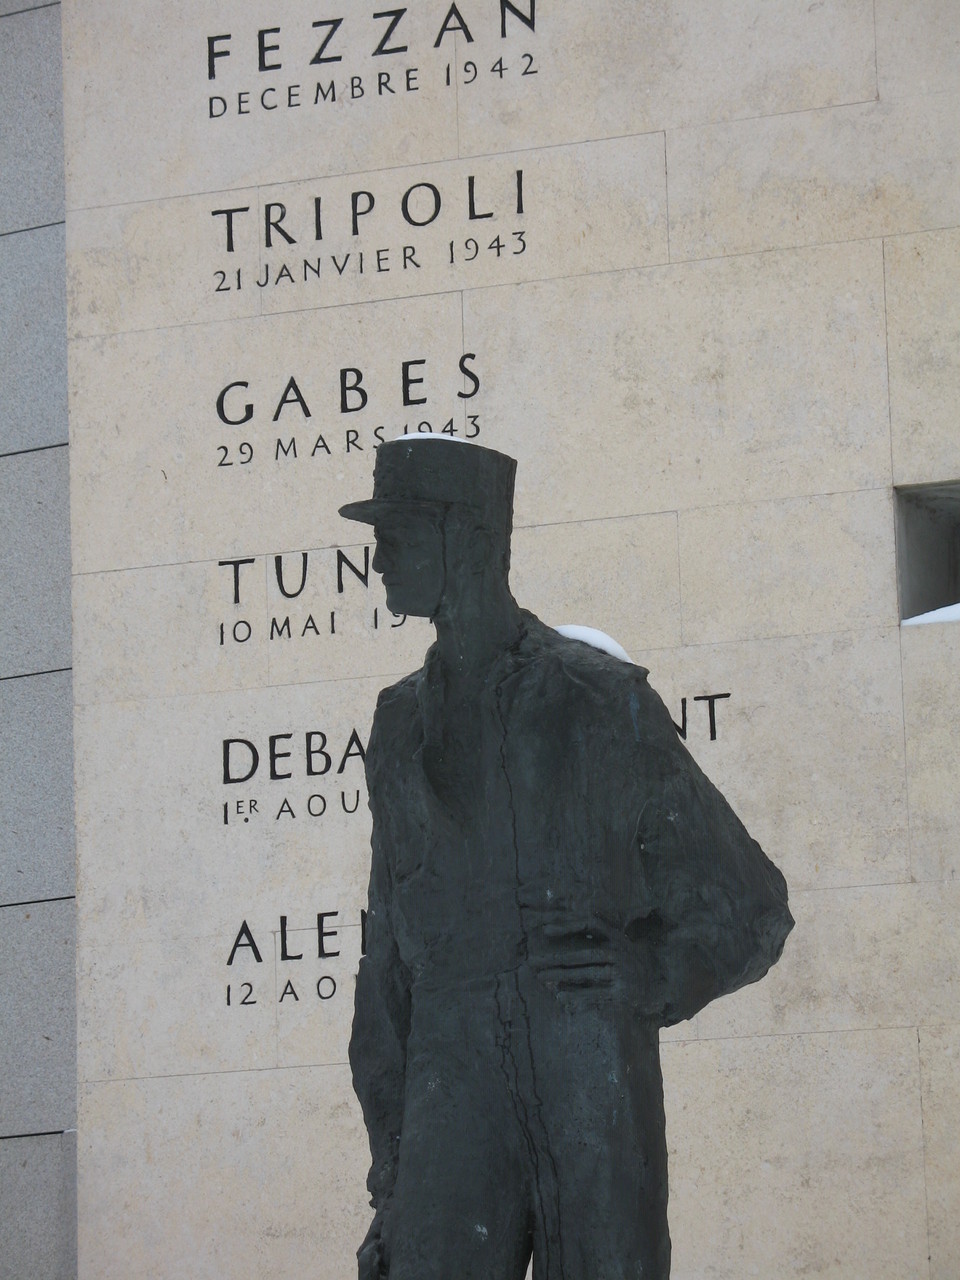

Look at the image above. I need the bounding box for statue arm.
[349,827,411,1216]
[629,687,794,1026]
[349,696,412,1264]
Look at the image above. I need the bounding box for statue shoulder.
[517,613,650,695]
[508,614,675,745]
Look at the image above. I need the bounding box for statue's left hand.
[357,1213,388,1280]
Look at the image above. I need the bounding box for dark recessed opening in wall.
[895,482,960,623]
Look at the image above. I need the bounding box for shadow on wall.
[896,482,960,623]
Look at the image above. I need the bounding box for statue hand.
[358,1213,386,1274]
[358,1213,388,1280]
[530,919,641,995]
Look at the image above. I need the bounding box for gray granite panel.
[0,1130,77,1280]
[0,899,76,1135]
[0,223,67,455]
[0,669,74,904]
[0,5,64,234]
[0,446,71,678]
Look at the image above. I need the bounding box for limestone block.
[677,488,897,646]
[458,0,876,156]
[0,6,63,234]
[876,0,960,100]
[0,1132,76,1280]
[77,1067,369,1280]
[511,512,682,653]
[629,627,908,894]
[0,669,75,905]
[70,239,891,576]
[78,930,280,1084]
[696,882,960,1039]
[75,683,375,1080]
[885,227,960,486]
[901,619,960,881]
[62,0,460,208]
[74,685,376,931]
[464,240,891,528]
[262,137,664,312]
[669,92,960,261]
[66,191,260,339]
[664,1029,928,1279]
[73,560,267,703]
[68,136,666,340]
[78,923,362,1084]
[0,224,67,455]
[0,900,76,1135]
[61,0,877,209]
[0,448,71,679]
[72,556,431,705]
[920,1023,960,1280]
[68,294,470,574]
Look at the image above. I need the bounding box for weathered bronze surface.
[341,438,793,1280]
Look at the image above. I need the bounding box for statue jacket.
[349,612,793,1213]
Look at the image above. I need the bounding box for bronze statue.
[340,437,793,1280]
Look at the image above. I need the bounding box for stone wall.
[63,4,960,1277]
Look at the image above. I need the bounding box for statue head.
[339,436,517,619]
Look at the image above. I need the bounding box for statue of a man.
[340,437,793,1280]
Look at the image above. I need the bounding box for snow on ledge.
[553,624,633,663]
[901,602,960,626]
[397,432,471,444]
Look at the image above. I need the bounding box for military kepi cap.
[339,436,517,530]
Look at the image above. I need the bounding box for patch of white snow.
[553,624,633,663]
[398,432,471,444]
[901,601,960,626]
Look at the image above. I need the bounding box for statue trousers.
[382,967,671,1280]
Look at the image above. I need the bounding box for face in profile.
[372,509,446,618]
